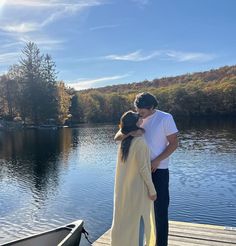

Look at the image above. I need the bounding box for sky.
[0,0,236,90]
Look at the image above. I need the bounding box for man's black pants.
[152,169,169,246]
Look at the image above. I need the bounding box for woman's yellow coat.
[111,136,156,246]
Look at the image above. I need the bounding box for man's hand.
[149,194,157,201]
[114,129,125,141]
[151,133,178,172]
[151,159,160,173]
[114,128,144,141]
[129,129,144,137]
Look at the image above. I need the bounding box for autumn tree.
[0,74,19,119]
[56,82,71,124]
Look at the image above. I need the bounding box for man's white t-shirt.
[141,110,178,169]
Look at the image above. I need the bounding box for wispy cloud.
[0,1,92,69]
[0,0,108,62]
[0,1,91,51]
[104,49,215,63]
[4,0,105,9]
[165,50,215,62]
[39,2,103,28]
[0,0,107,34]
[4,0,60,8]
[62,49,215,64]
[69,73,131,90]
[0,52,20,64]
[18,35,65,48]
[0,42,22,49]
[1,23,39,33]
[105,50,161,62]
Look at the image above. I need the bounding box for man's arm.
[114,129,125,141]
[151,133,178,172]
[114,129,144,141]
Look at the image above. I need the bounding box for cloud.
[0,36,64,70]
[18,35,65,47]
[104,49,215,63]
[105,50,161,62]
[4,0,59,8]
[39,2,100,27]
[0,0,110,73]
[0,0,107,34]
[1,23,39,33]
[4,0,105,8]
[165,50,215,62]
[0,32,65,52]
[68,73,131,90]
[63,49,215,64]
[0,52,20,64]
[0,42,23,49]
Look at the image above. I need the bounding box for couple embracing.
[111,92,178,246]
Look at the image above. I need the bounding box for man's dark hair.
[134,92,158,109]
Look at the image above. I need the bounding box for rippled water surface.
[0,120,236,245]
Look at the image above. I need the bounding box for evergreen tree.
[41,54,58,122]
[19,42,60,124]
[20,42,44,124]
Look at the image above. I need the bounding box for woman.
[111,111,157,246]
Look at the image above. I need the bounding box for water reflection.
[0,128,77,228]
[0,129,74,195]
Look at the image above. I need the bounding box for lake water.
[0,119,236,245]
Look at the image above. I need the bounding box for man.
[115,92,178,246]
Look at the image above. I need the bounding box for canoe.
[1,220,84,246]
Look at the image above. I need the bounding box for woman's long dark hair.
[119,111,143,162]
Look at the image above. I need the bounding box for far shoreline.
[1,115,235,131]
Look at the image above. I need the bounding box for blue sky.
[0,0,235,90]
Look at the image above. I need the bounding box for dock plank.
[93,221,236,246]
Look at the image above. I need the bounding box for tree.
[109,94,131,122]
[0,42,73,125]
[69,92,84,123]
[0,74,19,119]
[40,54,58,121]
[18,42,60,124]
[56,82,71,124]
[7,64,25,121]
[20,42,44,124]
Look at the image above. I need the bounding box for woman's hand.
[149,194,157,201]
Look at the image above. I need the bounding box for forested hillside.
[72,65,236,123]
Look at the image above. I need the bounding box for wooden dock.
[93,220,236,245]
